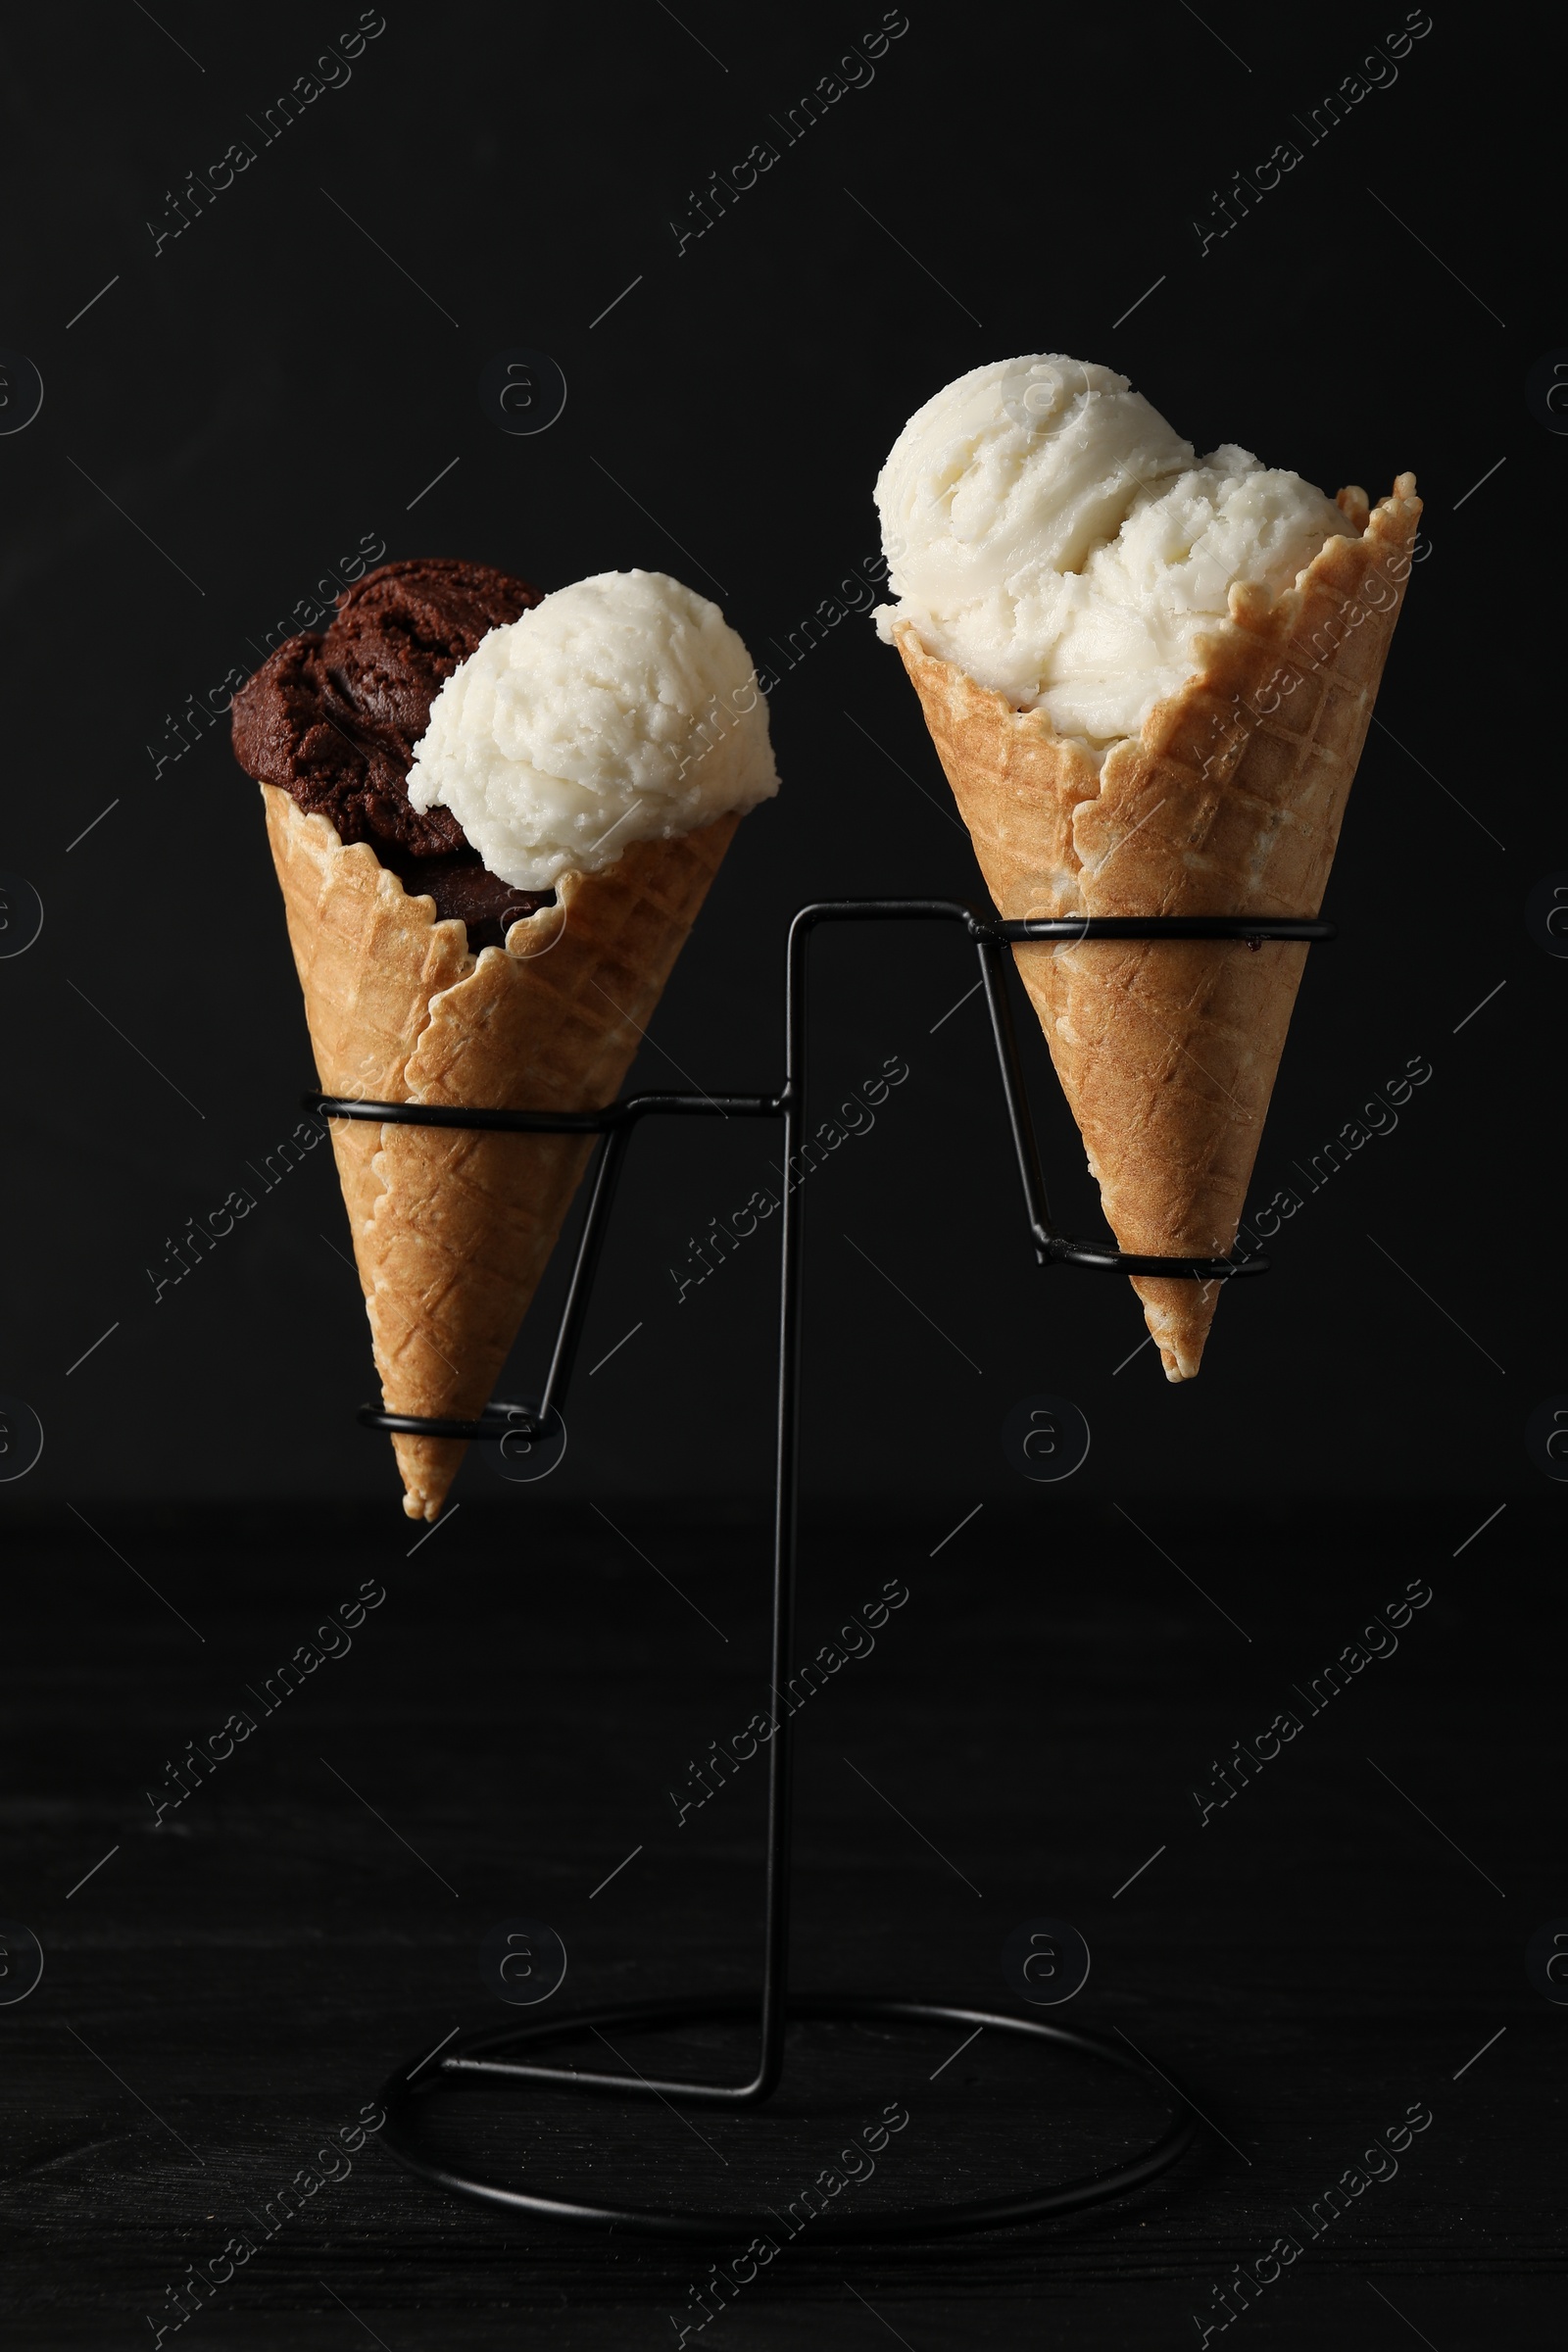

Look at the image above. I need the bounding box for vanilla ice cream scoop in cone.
[236,563,777,1517]
[874,356,1420,1380]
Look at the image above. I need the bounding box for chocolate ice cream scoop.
[232,557,553,946]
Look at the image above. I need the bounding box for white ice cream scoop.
[407,568,778,891]
[874,355,1348,753]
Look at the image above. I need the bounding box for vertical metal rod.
[536,1124,635,1429]
[754,908,815,2097]
[975,934,1058,1252]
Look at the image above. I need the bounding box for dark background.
[0,0,1558,1510]
[1,2,1563,2344]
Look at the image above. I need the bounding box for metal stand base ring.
[379,1993,1197,2240]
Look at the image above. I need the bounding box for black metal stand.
[308,900,1331,2238]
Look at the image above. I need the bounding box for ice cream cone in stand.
[238,562,777,1517]
[896,479,1421,1379]
[264,787,738,1518]
[873,354,1420,1379]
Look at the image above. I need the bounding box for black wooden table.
[2,1496,1560,2347]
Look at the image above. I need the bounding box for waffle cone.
[895,473,1421,1380]
[262,784,738,1515]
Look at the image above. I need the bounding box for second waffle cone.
[895,474,1421,1379]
